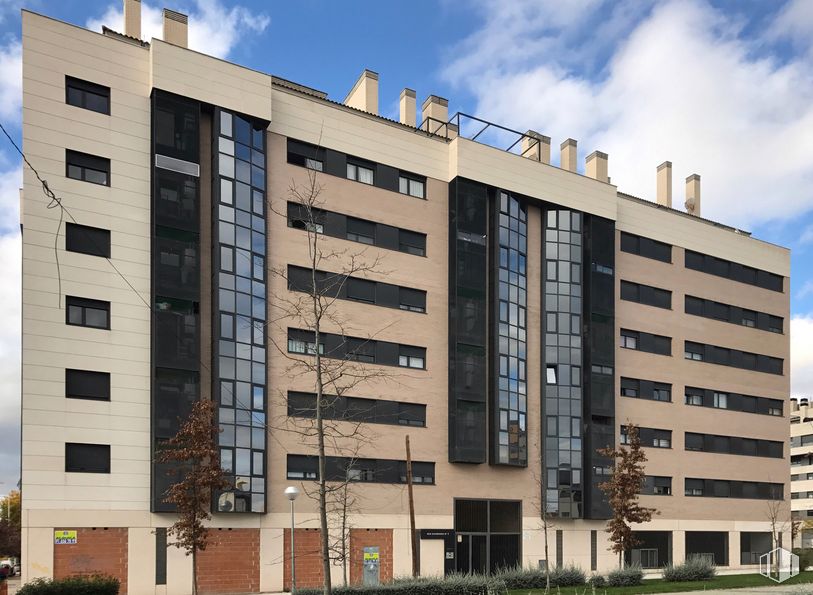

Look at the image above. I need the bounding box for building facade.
[20,4,791,593]
[791,398,813,547]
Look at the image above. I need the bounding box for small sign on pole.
[54,530,77,545]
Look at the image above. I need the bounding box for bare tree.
[155,400,228,595]
[267,165,399,594]
[766,495,791,550]
[532,471,556,590]
[598,423,657,568]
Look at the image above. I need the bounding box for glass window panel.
[219,154,234,179]
[252,190,264,215]
[252,451,264,476]
[219,137,234,156]
[220,178,233,205]
[235,448,251,474]
[236,159,251,183]
[220,111,233,137]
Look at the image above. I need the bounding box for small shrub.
[17,575,120,595]
[588,573,606,587]
[662,557,716,582]
[549,564,587,587]
[794,548,813,572]
[296,573,503,595]
[606,564,643,587]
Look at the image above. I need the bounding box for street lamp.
[284,486,300,593]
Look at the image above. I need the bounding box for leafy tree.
[598,423,657,567]
[155,399,228,595]
[0,490,21,558]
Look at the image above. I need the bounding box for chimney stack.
[685,174,701,216]
[163,8,188,48]
[399,88,416,127]
[520,130,551,164]
[123,0,141,39]
[560,139,577,172]
[656,161,673,208]
[344,69,379,115]
[585,151,609,183]
[421,95,448,136]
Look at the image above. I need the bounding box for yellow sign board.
[54,530,77,545]
[363,552,379,561]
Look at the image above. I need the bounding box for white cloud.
[443,0,813,230]
[792,314,813,398]
[0,164,21,235]
[797,280,813,301]
[86,0,270,59]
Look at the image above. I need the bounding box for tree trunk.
[192,548,198,595]
[543,519,550,592]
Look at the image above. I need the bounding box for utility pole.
[405,435,419,576]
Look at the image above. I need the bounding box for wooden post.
[406,435,420,576]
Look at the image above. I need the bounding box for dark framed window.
[684,341,783,375]
[65,443,110,473]
[66,296,110,329]
[399,345,426,369]
[684,295,784,334]
[287,139,325,171]
[399,287,426,313]
[346,278,376,303]
[399,229,426,256]
[346,217,375,244]
[619,232,672,263]
[287,454,434,484]
[685,342,704,361]
[65,369,110,401]
[66,150,110,186]
[347,160,374,185]
[65,76,110,115]
[620,329,638,349]
[684,250,783,292]
[620,280,672,309]
[399,173,426,199]
[65,223,110,258]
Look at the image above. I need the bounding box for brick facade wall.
[195,528,260,594]
[53,527,128,594]
[349,529,393,585]
[283,528,324,590]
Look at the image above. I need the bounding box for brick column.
[195,528,260,594]
[53,527,128,594]
[349,529,393,585]
[283,528,323,590]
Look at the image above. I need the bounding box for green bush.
[295,573,504,595]
[662,557,716,582]
[606,564,643,587]
[17,575,120,595]
[296,565,586,594]
[588,573,607,588]
[794,548,813,572]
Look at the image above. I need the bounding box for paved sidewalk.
[663,585,813,595]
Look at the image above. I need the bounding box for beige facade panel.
[617,197,790,277]
[452,137,618,220]
[269,89,449,181]
[150,39,272,121]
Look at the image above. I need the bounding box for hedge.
[17,575,120,595]
[662,558,716,582]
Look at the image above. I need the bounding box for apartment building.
[19,2,790,593]
[791,398,813,547]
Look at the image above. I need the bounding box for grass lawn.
[508,571,813,594]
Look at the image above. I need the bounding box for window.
[287,139,325,172]
[346,217,375,245]
[654,436,671,448]
[685,392,703,406]
[65,76,110,114]
[399,229,426,256]
[399,345,426,369]
[66,296,110,329]
[65,223,111,258]
[620,330,638,349]
[713,392,728,409]
[620,281,672,309]
[685,479,704,497]
[593,263,613,275]
[305,158,323,172]
[287,339,323,355]
[347,161,374,185]
[286,454,318,479]
[592,364,613,375]
[620,379,638,397]
[546,365,557,385]
[66,150,110,186]
[65,369,110,401]
[653,385,671,402]
[399,174,426,199]
[685,342,704,361]
[768,406,782,416]
[619,231,672,263]
[346,278,376,303]
[399,287,426,313]
[769,316,783,333]
[685,295,783,334]
[65,443,110,473]
[741,310,757,328]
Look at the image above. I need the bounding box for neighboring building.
[791,398,813,547]
[19,3,790,593]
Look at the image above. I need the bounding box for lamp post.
[284,486,300,593]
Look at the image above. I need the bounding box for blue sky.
[0,0,812,491]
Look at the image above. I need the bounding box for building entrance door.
[456,534,488,574]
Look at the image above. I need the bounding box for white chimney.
[685,174,701,216]
[585,151,609,183]
[520,130,551,164]
[399,88,416,127]
[560,138,577,172]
